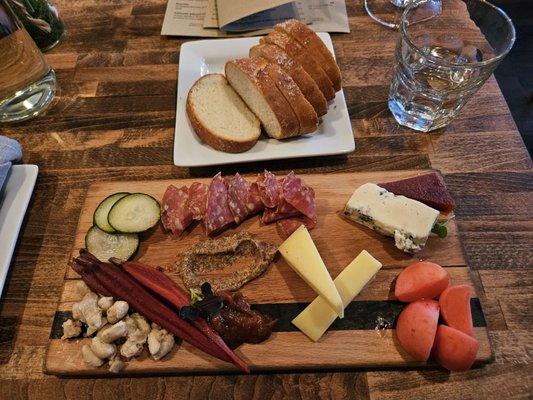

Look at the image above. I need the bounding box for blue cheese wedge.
[343,183,440,253]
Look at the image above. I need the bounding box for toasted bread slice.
[225,58,300,139]
[259,60,318,134]
[186,74,260,153]
[275,19,342,91]
[250,43,328,116]
[260,30,335,101]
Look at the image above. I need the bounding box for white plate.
[0,165,38,298]
[174,33,355,167]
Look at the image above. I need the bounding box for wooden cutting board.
[45,170,493,375]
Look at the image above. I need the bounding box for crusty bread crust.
[261,30,335,101]
[250,44,328,116]
[226,58,300,139]
[186,74,260,153]
[275,20,342,91]
[260,61,318,134]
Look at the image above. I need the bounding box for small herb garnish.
[190,288,203,304]
[432,222,448,238]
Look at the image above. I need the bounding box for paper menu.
[161,0,350,37]
[217,0,294,28]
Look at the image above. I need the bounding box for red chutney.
[209,291,277,349]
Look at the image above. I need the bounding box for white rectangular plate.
[174,33,355,167]
[0,165,38,298]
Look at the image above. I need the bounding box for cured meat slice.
[161,185,194,235]
[187,182,209,220]
[226,173,250,224]
[256,170,281,208]
[204,173,235,235]
[282,172,316,221]
[261,200,301,224]
[277,216,317,239]
[379,172,456,214]
[246,182,264,215]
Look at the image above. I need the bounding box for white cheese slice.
[343,183,440,253]
[278,225,344,318]
[292,250,382,342]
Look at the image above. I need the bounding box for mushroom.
[61,319,82,339]
[75,292,104,336]
[106,301,128,323]
[120,313,151,359]
[90,336,117,359]
[76,280,91,297]
[148,324,175,360]
[81,344,104,367]
[98,320,128,343]
[97,297,114,311]
[108,355,125,373]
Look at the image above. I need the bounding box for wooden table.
[0,0,531,398]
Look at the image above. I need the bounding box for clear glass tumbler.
[388,0,515,132]
[0,0,56,123]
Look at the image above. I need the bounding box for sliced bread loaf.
[186,73,260,153]
[260,30,335,101]
[275,19,342,91]
[225,58,300,139]
[259,60,318,134]
[250,43,328,116]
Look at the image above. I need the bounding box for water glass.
[9,0,65,51]
[0,0,56,123]
[388,0,515,132]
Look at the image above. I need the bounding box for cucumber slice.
[108,193,161,233]
[85,226,139,262]
[93,192,130,233]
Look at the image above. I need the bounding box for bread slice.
[275,19,342,91]
[259,60,318,134]
[250,43,328,116]
[225,58,300,139]
[186,74,260,153]
[260,30,335,101]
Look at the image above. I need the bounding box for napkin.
[0,136,22,192]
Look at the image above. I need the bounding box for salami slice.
[187,182,208,220]
[247,182,264,215]
[226,173,250,224]
[261,200,301,224]
[204,173,235,235]
[282,172,316,222]
[276,216,317,239]
[161,185,193,235]
[256,170,281,208]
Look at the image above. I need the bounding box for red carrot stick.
[69,260,112,297]
[119,260,249,373]
[71,250,249,372]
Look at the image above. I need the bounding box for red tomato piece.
[439,285,474,337]
[395,261,450,302]
[433,324,479,372]
[396,299,440,362]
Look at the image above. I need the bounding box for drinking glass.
[9,0,65,51]
[388,0,515,132]
[365,0,416,29]
[0,0,56,123]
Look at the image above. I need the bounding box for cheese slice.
[292,250,382,341]
[343,183,440,253]
[278,225,344,318]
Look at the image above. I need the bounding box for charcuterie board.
[45,170,493,375]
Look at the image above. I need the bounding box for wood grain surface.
[0,0,531,398]
[45,171,491,374]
